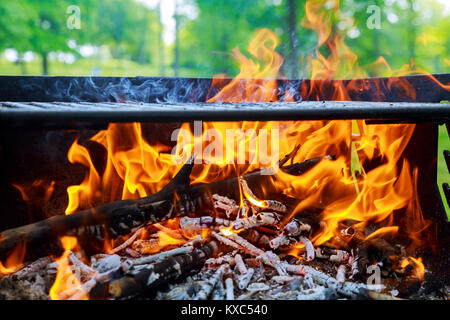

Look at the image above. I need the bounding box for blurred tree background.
[0,0,448,77]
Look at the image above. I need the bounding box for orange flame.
[49,236,87,300]
[401,256,425,280]
[0,242,26,275]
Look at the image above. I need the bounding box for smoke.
[16,76,213,103]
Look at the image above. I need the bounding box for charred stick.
[233,212,282,230]
[195,264,228,300]
[92,241,219,299]
[299,236,315,261]
[234,254,247,275]
[109,227,144,254]
[123,246,193,270]
[237,268,255,290]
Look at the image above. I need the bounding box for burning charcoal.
[124,248,140,258]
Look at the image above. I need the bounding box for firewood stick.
[233,212,281,230]
[0,155,194,258]
[212,232,245,252]
[299,264,383,299]
[109,227,143,254]
[299,236,315,261]
[225,274,234,300]
[13,256,53,280]
[195,264,228,300]
[205,251,236,268]
[227,233,266,257]
[283,263,305,276]
[92,241,219,299]
[336,264,347,283]
[68,252,97,276]
[0,157,327,258]
[237,268,255,290]
[234,254,247,274]
[269,234,290,249]
[123,246,193,270]
[239,178,287,213]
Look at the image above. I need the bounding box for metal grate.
[1,101,449,124]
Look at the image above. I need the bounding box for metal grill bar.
[1,101,449,125]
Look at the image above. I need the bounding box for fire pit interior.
[0,74,449,300]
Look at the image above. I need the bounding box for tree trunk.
[42,52,48,75]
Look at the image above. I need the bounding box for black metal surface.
[1,101,449,127]
[0,74,449,103]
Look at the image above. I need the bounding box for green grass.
[438,124,450,219]
[0,56,195,77]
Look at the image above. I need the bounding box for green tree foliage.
[0,0,448,77]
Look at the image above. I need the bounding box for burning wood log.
[0,156,329,259]
[91,240,219,299]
